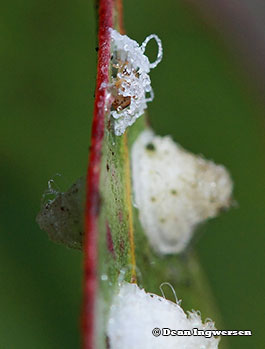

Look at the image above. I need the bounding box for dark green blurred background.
[1,1,264,348]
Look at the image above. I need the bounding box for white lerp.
[107,282,220,349]
[110,29,162,136]
[132,130,233,254]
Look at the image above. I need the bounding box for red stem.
[82,1,113,348]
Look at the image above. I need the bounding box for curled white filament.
[141,34,163,69]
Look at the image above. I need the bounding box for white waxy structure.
[109,29,162,136]
[107,282,220,349]
[131,130,233,254]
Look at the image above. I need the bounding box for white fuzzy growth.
[107,282,220,349]
[132,130,233,254]
[141,34,163,69]
[110,29,162,136]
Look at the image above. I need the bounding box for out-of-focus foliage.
[1,1,264,348]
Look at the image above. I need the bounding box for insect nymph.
[111,60,133,112]
[109,29,163,136]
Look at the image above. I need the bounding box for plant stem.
[82,1,113,348]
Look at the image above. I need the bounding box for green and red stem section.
[82,1,113,348]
